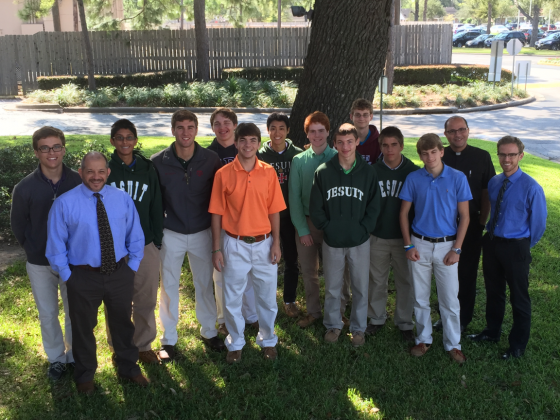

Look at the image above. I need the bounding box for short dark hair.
[266,112,290,130]
[350,98,374,114]
[32,126,65,151]
[497,135,524,154]
[333,123,358,141]
[210,107,238,126]
[235,123,261,143]
[81,151,109,169]
[172,110,198,129]
[111,119,137,139]
[416,133,444,154]
[444,116,469,131]
[379,126,404,146]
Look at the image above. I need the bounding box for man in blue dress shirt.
[46,152,147,394]
[469,136,547,360]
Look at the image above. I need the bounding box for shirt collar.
[232,155,263,172]
[382,155,404,170]
[505,167,523,183]
[310,145,331,157]
[421,163,448,178]
[80,183,108,198]
[39,164,66,185]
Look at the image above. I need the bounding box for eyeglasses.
[445,127,468,135]
[113,135,136,142]
[38,145,64,153]
[497,153,520,159]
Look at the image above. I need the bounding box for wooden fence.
[0,24,452,96]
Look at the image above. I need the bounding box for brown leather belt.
[225,231,271,244]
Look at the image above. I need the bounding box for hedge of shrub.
[37,71,190,90]
[221,65,513,85]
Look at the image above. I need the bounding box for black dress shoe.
[201,336,226,352]
[158,345,176,363]
[432,319,443,331]
[502,348,525,360]
[468,331,500,343]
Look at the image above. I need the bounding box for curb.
[5,97,535,115]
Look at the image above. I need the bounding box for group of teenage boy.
[10,98,547,395]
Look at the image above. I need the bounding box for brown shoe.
[351,331,366,347]
[365,324,383,336]
[76,380,95,395]
[218,323,229,336]
[263,347,278,361]
[342,316,350,327]
[284,302,302,318]
[119,373,150,387]
[158,345,176,363]
[226,350,242,364]
[410,343,430,357]
[401,330,415,343]
[297,314,319,328]
[324,328,341,343]
[139,350,160,365]
[448,348,467,364]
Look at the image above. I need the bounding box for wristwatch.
[452,248,462,255]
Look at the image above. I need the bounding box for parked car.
[540,24,557,31]
[544,29,560,36]
[453,31,483,48]
[466,33,494,48]
[535,33,560,50]
[485,31,526,48]
[490,25,509,34]
[506,23,518,30]
[522,28,546,41]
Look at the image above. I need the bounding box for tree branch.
[514,0,532,20]
[120,6,145,22]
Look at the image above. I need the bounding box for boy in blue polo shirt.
[399,133,472,364]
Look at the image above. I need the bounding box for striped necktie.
[489,178,509,239]
[94,193,117,275]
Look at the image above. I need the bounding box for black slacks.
[279,216,300,303]
[457,219,484,327]
[67,260,140,384]
[482,235,532,351]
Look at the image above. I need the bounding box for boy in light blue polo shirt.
[399,133,472,364]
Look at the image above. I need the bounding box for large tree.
[289,0,393,147]
[76,0,96,90]
[194,0,209,81]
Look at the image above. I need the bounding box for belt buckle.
[243,236,256,244]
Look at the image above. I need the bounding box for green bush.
[222,67,304,81]
[37,71,191,90]
[393,65,513,85]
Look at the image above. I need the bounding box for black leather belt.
[412,232,456,243]
[491,236,529,242]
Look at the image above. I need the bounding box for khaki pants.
[106,242,160,351]
[295,217,351,318]
[368,235,414,331]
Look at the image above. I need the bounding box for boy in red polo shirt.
[209,123,286,364]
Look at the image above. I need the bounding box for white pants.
[214,232,257,324]
[409,236,461,351]
[222,235,278,351]
[27,262,73,363]
[322,240,370,333]
[159,228,218,345]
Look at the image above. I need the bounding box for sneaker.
[448,348,467,364]
[410,343,430,357]
[226,350,242,364]
[283,302,302,318]
[351,331,366,347]
[342,316,350,327]
[139,350,160,364]
[324,328,341,343]
[297,314,319,328]
[263,347,278,361]
[47,362,66,381]
[218,323,229,336]
[365,324,383,336]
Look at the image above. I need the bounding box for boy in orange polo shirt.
[209,123,286,364]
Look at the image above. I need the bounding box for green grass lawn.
[1,138,559,419]
[453,46,560,56]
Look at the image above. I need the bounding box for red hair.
[304,111,330,134]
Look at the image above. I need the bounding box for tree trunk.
[73,0,79,31]
[289,0,393,147]
[515,0,539,47]
[277,0,281,30]
[385,0,398,95]
[76,0,95,90]
[414,0,419,21]
[52,0,61,32]
[487,2,492,34]
[422,0,427,21]
[194,0,209,81]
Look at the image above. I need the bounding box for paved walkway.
[1,53,558,161]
